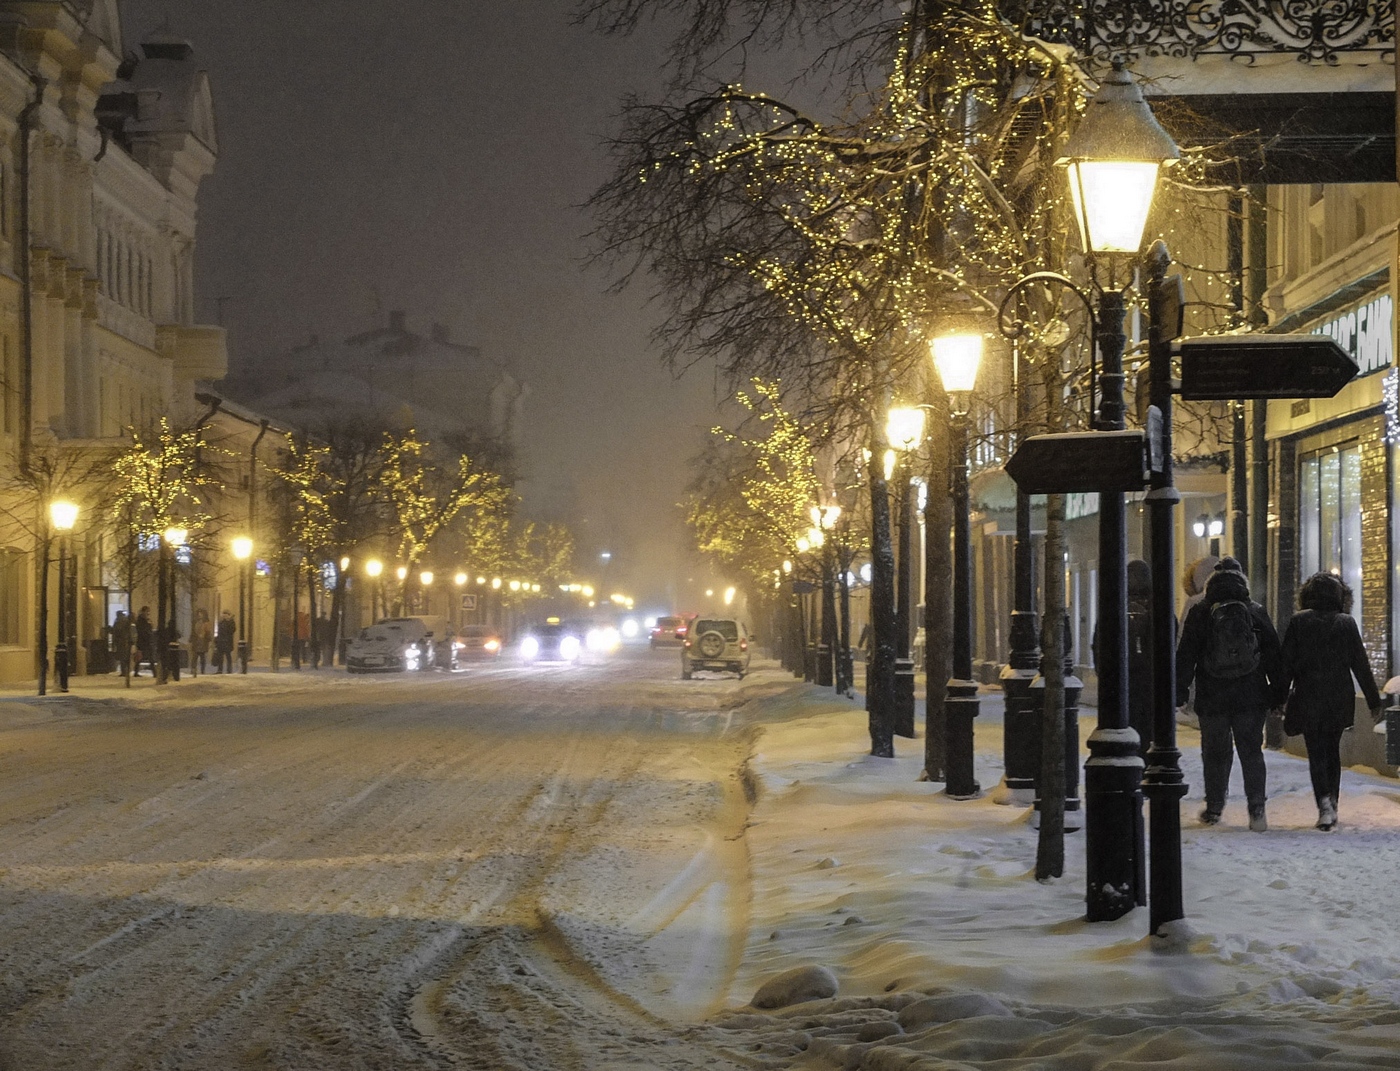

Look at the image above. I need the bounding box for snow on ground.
[708,684,1400,1069]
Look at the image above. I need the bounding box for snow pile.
[711,690,1400,1068]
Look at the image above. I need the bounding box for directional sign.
[1005,431,1148,496]
[1177,334,1357,400]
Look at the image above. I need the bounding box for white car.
[346,619,436,673]
[682,618,751,679]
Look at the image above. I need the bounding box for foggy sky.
[118,0,725,608]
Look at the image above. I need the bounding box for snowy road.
[0,647,783,1070]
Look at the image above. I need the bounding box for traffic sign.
[1177,334,1357,400]
[1005,430,1148,495]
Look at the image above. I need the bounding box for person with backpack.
[1278,573,1382,831]
[1175,557,1286,831]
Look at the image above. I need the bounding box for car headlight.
[521,636,540,660]
[484,639,500,652]
[621,619,639,638]
[560,636,581,660]
[405,648,420,669]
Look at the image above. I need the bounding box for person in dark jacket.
[112,610,131,677]
[213,610,235,673]
[1175,558,1286,831]
[1279,573,1382,831]
[133,606,154,678]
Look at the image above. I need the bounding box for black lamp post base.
[999,664,1039,803]
[816,643,834,688]
[1142,745,1189,936]
[893,658,916,738]
[54,643,69,693]
[944,679,980,798]
[1084,726,1146,922]
[237,640,249,674]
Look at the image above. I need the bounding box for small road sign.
[460,594,478,612]
[1005,430,1148,495]
[1177,334,1357,400]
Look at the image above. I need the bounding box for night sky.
[118,0,725,608]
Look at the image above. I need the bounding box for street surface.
[0,647,779,1070]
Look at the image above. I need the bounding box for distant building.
[224,310,527,470]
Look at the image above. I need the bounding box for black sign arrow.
[1177,334,1358,400]
[1005,430,1149,496]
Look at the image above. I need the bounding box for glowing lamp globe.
[164,526,188,547]
[49,500,78,531]
[231,536,253,561]
[365,558,383,578]
[1059,66,1179,257]
[930,332,984,396]
[886,406,925,452]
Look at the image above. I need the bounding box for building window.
[1299,442,1363,621]
[0,547,22,645]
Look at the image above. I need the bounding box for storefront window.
[1299,443,1362,621]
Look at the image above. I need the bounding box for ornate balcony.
[1016,1,1394,66]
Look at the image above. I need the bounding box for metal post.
[1000,355,1040,801]
[1083,285,1145,922]
[167,543,181,682]
[894,467,916,736]
[1141,241,1188,936]
[237,560,249,673]
[819,544,836,688]
[156,540,169,685]
[946,408,980,798]
[54,532,68,692]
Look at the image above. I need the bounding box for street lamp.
[1059,63,1180,926]
[49,501,78,692]
[231,535,253,674]
[419,569,434,613]
[885,406,925,737]
[161,526,187,682]
[931,330,984,798]
[365,558,383,622]
[810,503,844,692]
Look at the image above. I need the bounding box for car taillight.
[740,639,747,651]
[677,627,687,636]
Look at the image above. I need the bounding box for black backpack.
[1203,599,1260,679]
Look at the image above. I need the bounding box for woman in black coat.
[1279,573,1382,831]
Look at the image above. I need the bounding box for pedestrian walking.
[214,610,235,674]
[133,606,154,677]
[1279,573,1382,831]
[112,610,131,677]
[1175,557,1286,831]
[190,609,213,676]
[160,619,182,681]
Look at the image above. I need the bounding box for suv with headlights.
[682,618,750,679]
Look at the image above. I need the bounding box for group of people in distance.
[1173,556,1380,834]
[110,607,238,678]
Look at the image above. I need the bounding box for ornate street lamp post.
[364,558,383,623]
[161,526,187,683]
[886,407,925,738]
[1058,64,1180,923]
[420,569,434,615]
[810,504,843,691]
[49,500,78,693]
[232,536,252,674]
[931,330,983,798]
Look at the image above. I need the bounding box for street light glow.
[49,500,78,531]
[454,571,468,586]
[931,332,984,395]
[231,536,253,561]
[420,570,434,587]
[1058,66,1180,257]
[365,558,383,578]
[724,586,736,605]
[396,566,408,581]
[164,526,188,547]
[886,406,925,452]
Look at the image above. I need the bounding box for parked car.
[457,623,504,662]
[346,619,435,673]
[519,620,583,663]
[650,614,695,648]
[682,618,751,679]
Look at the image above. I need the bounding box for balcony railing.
[1014,1,1394,65]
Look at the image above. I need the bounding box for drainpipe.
[17,73,43,477]
[249,420,268,667]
